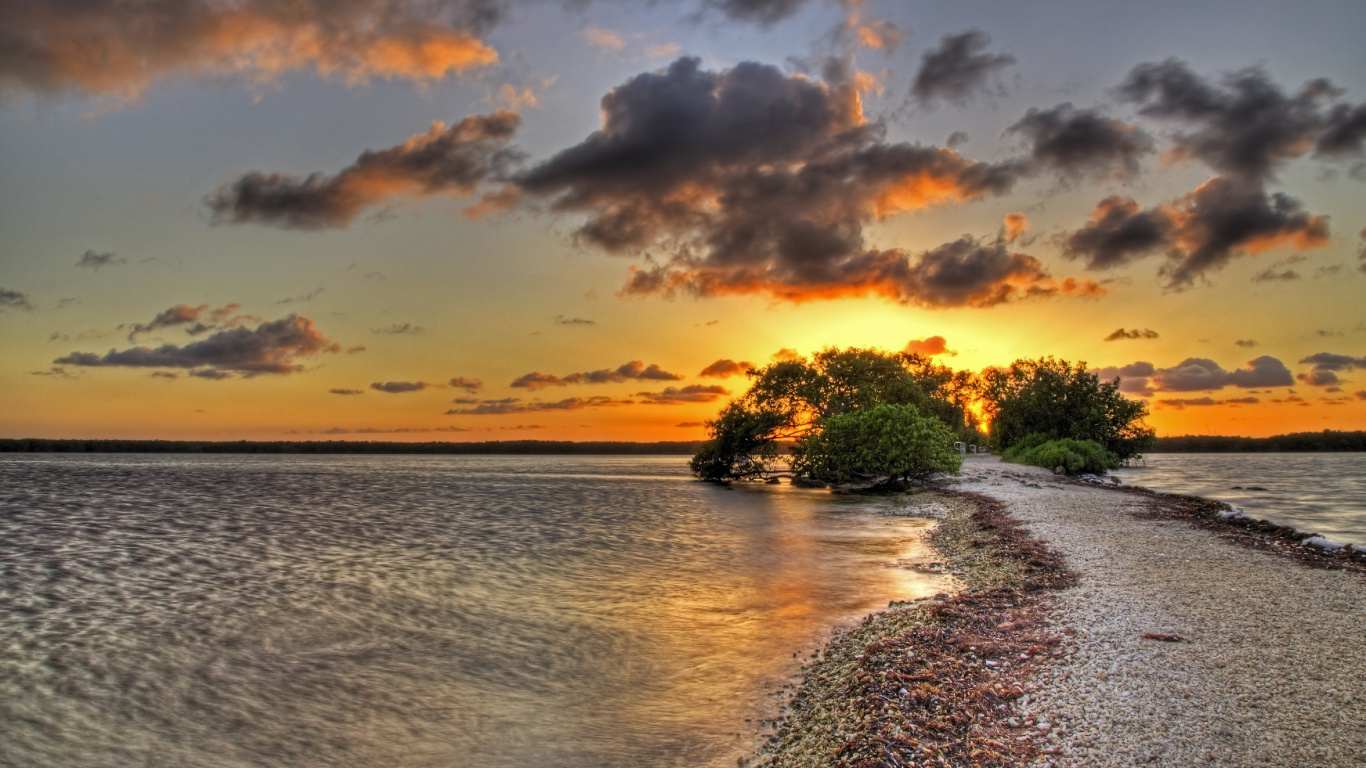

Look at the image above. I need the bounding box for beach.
[756,455,1366,767]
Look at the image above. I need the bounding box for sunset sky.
[2,0,1365,442]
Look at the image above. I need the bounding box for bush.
[791,403,962,486]
[1003,435,1118,475]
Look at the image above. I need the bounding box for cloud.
[370,381,431,393]
[372,323,425,335]
[1252,265,1300,282]
[1002,213,1028,244]
[125,303,247,340]
[1357,391,1366,401]
[54,313,339,376]
[583,27,624,52]
[0,0,501,101]
[853,20,903,53]
[1061,177,1329,288]
[511,57,1033,304]
[75,250,125,270]
[904,336,956,357]
[1,287,33,312]
[699,359,755,377]
[510,360,683,389]
[319,425,473,435]
[1296,352,1366,388]
[675,421,705,427]
[637,384,730,403]
[1104,328,1159,341]
[206,111,521,229]
[329,388,365,395]
[1116,59,1365,181]
[1007,104,1153,179]
[1090,361,1157,397]
[1296,369,1341,387]
[446,396,635,414]
[276,287,324,305]
[703,0,813,25]
[553,316,595,325]
[1235,339,1258,348]
[448,376,483,392]
[1298,352,1366,371]
[1150,355,1294,391]
[772,348,802,362]
[1157,396,1261,409]
[911,31,1015,107]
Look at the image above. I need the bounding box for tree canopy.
[978,357,1153,459]
[690,348,1156,484]
[690,347,979,482]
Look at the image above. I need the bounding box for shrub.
[791,403,962,486]
[1003,435,1118,475]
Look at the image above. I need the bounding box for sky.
[2,0,1365,442]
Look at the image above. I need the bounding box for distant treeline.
[0,439,705,455]
[1151,430,1366,453]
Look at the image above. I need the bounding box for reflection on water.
[1115,452,1366,545]
[0,455,950,768]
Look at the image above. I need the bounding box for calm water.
[1113,453,1366,545]
[0,454,950,768]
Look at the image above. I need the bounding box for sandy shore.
[755,455,1366,767]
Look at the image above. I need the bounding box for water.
[1113,453,1366,545]
[0,454,951,768]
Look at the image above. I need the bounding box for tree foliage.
[1002,434,1118,475]
[691,347,975,482]
[979,357,1153,459]
[791,404,962,486]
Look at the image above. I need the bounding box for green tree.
[979,357,1153,459]
[690,347,977,481]
[791,403,962,487]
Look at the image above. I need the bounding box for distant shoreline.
[3,430,1365,454]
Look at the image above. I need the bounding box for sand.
[755,454,1366,767]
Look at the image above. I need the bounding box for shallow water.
[0,454,950,768]
[1113,452,1366,545]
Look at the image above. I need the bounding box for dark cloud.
[1007,104,1153,179]
[675,421,705,427]
[0,0,503,100]
[1150,356,1293,391]
[1235,339,1258,348]
[126,303,247,340]
[1,287,33,312]
[1090,361,1156,397]
[449,376,483,392]
[511,57,1041,304]
[703,0,812,25]
[75,250,125,270]
[1296,369,1341,387]
[370,381,431,393]
[319,425,473,435]
[1116,59,1364,181]
[1157,396,1261,409]
[206,111,522,229]
[699,359,755,378]
[372,323,425,335]
[446,396,635,414]
[510,360,684,389]
[904,336,956,357]
[1356,391,1366,400]
[1061,178,1329,288]
[636,384,729,404]
[1298,352,1366,371]
[911,31,1015,107]
[1060,196,1173,270]
[1252,265,1300,282]
[1359,226,1366,273]
[1104,328,1159,341]
[55,314,338,376]
[553,316,595,326]
[329,388,365,395]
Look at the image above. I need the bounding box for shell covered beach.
[756,455,1366,767]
